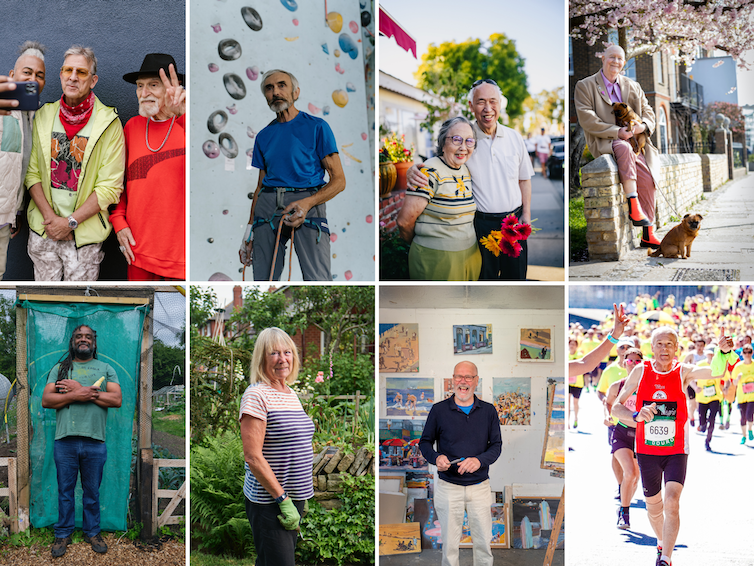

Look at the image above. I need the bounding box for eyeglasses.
[472,79,498,88]
[61,66,92,79]
[453,374,478,382]
[448,135,476,148]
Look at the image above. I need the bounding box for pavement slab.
[570,173,754,281]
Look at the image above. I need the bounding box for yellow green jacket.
[24,96,125,247]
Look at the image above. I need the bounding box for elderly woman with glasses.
[396,116,481,280]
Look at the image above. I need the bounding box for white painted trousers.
[435,478,493,566]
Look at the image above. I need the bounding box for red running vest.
[635,360,689,455]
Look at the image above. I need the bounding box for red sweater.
[111,114,185,279]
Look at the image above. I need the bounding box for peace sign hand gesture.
[160,63,185,118]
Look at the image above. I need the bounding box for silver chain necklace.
[145,115,176,152]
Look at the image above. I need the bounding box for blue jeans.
[53,436,107,538]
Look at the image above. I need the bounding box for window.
[658,107,668,154]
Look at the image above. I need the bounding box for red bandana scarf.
[59,91,95,139]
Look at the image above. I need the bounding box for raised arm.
[569,303,628,377]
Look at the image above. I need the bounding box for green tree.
[0,296,15,381]
[153,339,185,389]
[227,287,305,351]
[292,286,375,357]
[189,287,217,340]
[416,34,529,130]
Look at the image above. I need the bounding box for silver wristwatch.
[67,216,78,230]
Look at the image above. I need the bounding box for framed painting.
[452,324,492,355]
[379,523,422,555]
[518,327,554,362]
[492,377,531,426]
[541,380,565,471]
[510,496,564,550]
[380,323,419,372]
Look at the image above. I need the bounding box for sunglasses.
[61,66,92,79]
[744,350,753,354]
[448,135,476,148]
[625,359,643,364]
[472,78,498,87]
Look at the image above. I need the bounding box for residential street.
[528,167,566,281]
[570,172,754,281]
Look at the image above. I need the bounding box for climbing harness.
[242,186,329,281]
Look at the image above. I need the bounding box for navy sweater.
[419,395,502,486]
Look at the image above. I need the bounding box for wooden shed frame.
[11,285,185,538]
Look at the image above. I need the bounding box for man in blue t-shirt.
[239,69,346,281]
[419,361,502,566]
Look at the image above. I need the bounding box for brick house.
[569,33,707,155]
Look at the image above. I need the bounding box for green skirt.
[408,242,481,281]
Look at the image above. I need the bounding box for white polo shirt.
[467,122,534,214]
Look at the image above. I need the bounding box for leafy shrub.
[299,352,375,397]
[296,475,375,565]
[569,196,588,262]
[190,431,254,556]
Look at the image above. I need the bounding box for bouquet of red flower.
[479,214,539,258]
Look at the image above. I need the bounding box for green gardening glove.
[277,497,301,530]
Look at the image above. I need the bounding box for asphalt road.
[567,386,754,566]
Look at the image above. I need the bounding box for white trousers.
[435,478,493,566]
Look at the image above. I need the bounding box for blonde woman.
[239,327,314,566]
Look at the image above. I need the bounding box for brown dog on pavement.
[648,214,703,259]
[612,102,647,155]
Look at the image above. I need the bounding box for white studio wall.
[379,306,564,491]
[190,0,375,281]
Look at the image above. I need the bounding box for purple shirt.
[601,70,623,103]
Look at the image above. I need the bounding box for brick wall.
[700,154,727,192]
[582,153,709,261]
[379,190,406,233]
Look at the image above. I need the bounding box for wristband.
[243,223,253,243]
[273,491,288,504]
[607,334,619,344]
[632,411,640,422]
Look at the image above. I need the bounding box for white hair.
[467,81,508,111]
[259,69,299,95]
[63,45,97,75]
[18,40,45,62]
[650,326,679,346]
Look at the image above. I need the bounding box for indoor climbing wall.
[190,0,376,281]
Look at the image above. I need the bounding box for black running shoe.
[617,508,630,530]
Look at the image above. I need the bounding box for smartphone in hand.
[0,81,40,111]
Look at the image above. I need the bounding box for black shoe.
[617,508,630,530]
[84,533,108,554]
[705,440,711,451]
[51,536,71,558]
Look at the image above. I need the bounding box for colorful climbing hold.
[211,23,222,33]
[208,63,219,73]
[344,271,353,281]
[246,66,259,80]
[349,21,359,33]
[280,0,298,11]
[330,234,338,243]
[332,90,348,107]
[308,102,321,115]
[326,12,343,33]
[202,140,220,158]
[366,215,373,223]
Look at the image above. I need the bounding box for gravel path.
[1,535,184,565]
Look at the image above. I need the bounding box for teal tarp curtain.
[22,300,149,531]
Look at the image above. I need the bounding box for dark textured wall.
[1,0,185,280]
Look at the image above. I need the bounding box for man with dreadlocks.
[41,325,121,557]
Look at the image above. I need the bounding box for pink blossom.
[315,374,324,383]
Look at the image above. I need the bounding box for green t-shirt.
[45,358,119,441]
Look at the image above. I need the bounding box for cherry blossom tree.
[570,0,754,68]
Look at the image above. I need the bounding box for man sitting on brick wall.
[574,44,661,249]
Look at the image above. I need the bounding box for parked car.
[547,141,565,179]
